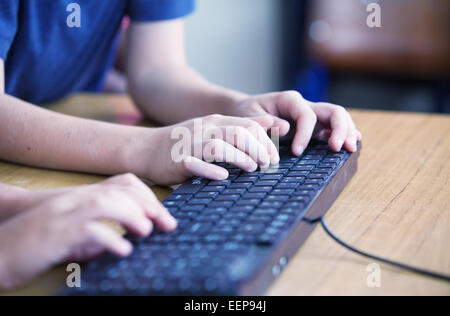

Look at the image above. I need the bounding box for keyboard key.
[287,171,309,177]
[238,223,266,234]
[204,234,227,243]
[261,174,283,181]
[253,208,278,216]
[209,201,234,208]
[195,192,219,199]
[265,194,289,202]
[281,176,305,183]
[176,235,201,243]
[303,155,323,160]
[203,208,228,216]
[323,158,340,164]
[188,198,213,205]
[179,205,205,212]
[208,180,231,186]
[315,168,332,174]
[299,183,320,190]
[319,162,336,169]
[249,186,273,193]
[175,211,199,219]
[235,199,261,206]
[223,212,248,220]
[277,162,295,168]
[295,187,314,194]
[247,215,273,223]
[163,201,185,208]
[263,168,289,175]
[307,173,327,179]
[271,189,294,195]
[289,195,310,203]
[215,194,240,202]
[276,182,299,189]
[235,176,258,183]
[173,178,208,194]
[298,160,320,166]
[210,226,235,234]
[223,188,247,195]
[202,186,226,193]
[166,194,192,202]
[197,215,221,222]
[255,180,278,186]
[232,234,257,244]
[243,192,267,199]
[304,179,323,185]
[218,219,242,227]
[260,201,283,208]
[229,182,252,189]
[291,165,314,171]
[186,223,213,235]
[229,206,255,213]
[279,157,298,163]
[285,202,305,208]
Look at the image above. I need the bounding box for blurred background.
[184,0,449,113]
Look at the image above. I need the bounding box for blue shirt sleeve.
[128,0,195,22]
[0,0,19,60]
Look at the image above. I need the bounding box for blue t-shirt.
[0,0,195,104]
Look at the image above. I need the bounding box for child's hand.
[0,174,176,291]
[134,115,281,185]
[230,91,362,156]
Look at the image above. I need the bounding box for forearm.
[0,94,150,177]
[128,65,248,124]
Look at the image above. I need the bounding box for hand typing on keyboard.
[0,174,176,291]
[132,114,281,185]
[227,91,362,155]
[126,92,361,186]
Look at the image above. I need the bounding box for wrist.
[0,249,14,291]
[217,90,249,116]
[0,184,31,219]
[119,126,163,180]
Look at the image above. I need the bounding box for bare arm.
[0,183,29,221]
[126,20,361,155]
[0,59,153,178]
[0,59,4,94]
[126,19,248,125]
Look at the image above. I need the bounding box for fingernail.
[335,138,344,151]
[118,240,133,256]
[165,214,178,230]
[273,153,280,165]
[261,158,270,169]
[247,162,258,172]
[295,145,304,156]
[217,169,229,180]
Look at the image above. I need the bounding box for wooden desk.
[1,94,449,296]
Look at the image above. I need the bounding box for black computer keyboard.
[62,140,360,296]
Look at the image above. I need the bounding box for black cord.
[303,216,450,282]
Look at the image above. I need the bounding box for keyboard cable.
[302,216,450,282]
